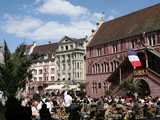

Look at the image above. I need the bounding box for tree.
[0,42,40,97]
[120,77,150,97]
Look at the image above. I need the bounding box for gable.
[59,36,75,44]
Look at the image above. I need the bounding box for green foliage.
[120,77,150,97]
[105,89,111,96]
[79,82,86,91]
[0,42,40,97]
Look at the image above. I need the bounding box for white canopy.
[64,84,80,90]
[45,84,64,90]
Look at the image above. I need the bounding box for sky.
[0,0,159,51]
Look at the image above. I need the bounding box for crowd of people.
[3,90,160,120]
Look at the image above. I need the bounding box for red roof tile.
[88,3,160,47]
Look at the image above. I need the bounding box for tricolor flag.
[128,50,142,69]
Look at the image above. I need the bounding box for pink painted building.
[86,4,160,98]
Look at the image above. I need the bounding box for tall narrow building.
[55,36,86,85]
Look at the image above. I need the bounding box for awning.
[45,84,64,90]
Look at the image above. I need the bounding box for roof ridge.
[88,3,160,47]
[106,3,160,24]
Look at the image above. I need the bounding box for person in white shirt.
[31,100,39,119]
[64,91,72,113]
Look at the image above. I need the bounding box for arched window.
[101,63,104,73]
[104,62,106,73]
[95,64,97,74]
[92,65,95,74]
[111,62,113,72]
[98,82,101,89]
[113,60,116,70]
[106,63,109,72]
[97,64,100,73]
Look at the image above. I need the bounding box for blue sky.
[0,0,159,51]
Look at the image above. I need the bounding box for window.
[96,48,102,56]
[111,62,113,72]
[39,69,42,74]
[51,68,54,74]
[70,45,73,49]
[106,63,109,72]
[66,45,68,50]
[34,77,37,81]
[95,82,97,93]
[148,34,156,46]
[39,77,42,81]
[113,44,118,53]
[77,72,79,78]
[33,69,37,75]
[44,68,47,73]
[44,77,48,81]
[101,64,104,73]
[51,76,54,81]
[98,82,101,89]
[61,46,64,51]
[131,41,135,48]
[77,62,79,69]
[104,82,106,89]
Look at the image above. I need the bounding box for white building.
[55,36,86,85]
[26,43,58,93]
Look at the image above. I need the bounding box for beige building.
[55,36,86,85]
[26,42,58,93]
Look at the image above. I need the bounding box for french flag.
[128,50,142,69]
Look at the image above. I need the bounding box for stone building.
[86,3,160,98]
[26,42,58,93]
[55,36,86,85]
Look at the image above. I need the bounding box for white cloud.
[2,15,95,41]
[107,15,114,21]
[38,0,88,17]
[3,16,43,38]
[1,1,116,42]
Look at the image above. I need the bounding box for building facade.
[86,4,160,98]
[26,43,58,93]
[55,36,86,85]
